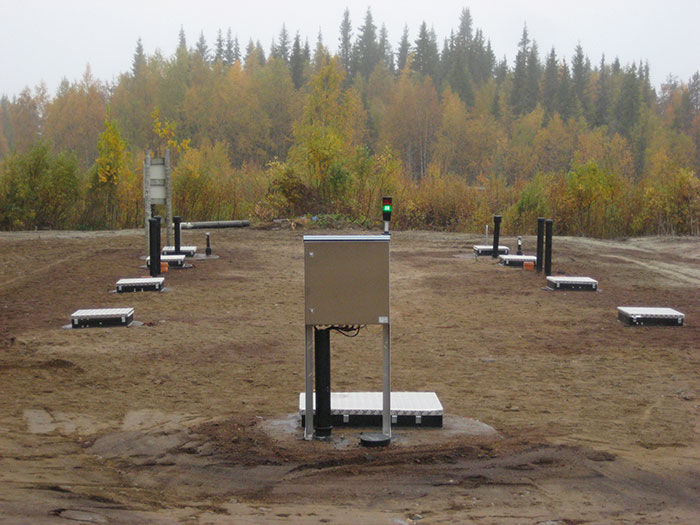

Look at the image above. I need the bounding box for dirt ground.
[0,226,698,524]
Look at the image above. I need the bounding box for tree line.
[1,8,698,236]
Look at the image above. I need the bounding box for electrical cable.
[329,325,365,337]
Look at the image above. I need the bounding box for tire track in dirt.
[599,253,700,285]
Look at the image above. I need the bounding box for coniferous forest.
[1,8,698,236]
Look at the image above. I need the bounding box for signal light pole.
[382,196,392,234]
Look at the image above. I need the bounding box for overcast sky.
[1,0,699,98]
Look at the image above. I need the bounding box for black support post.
[314,327,332,440]
[205,232,212,256]
[544,219,553,277]
[148,216,161,277]
[173,216,182,253]
[492,215,502,258]
[536,217,545,273]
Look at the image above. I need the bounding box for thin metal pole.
[536,217,545,273]
[304,324,313,440]
[545,219,553,277]
[492,215,502,258]
[144,152,151,256]
[165,149,173,247]
[382,323,391,438]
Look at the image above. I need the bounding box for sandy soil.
[1,226,699,524]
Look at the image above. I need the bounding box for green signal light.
[383,204,392,212]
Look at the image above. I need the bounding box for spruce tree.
[571,43,590,117]
[614,65,641,136]
[494,56,508,85]
[254,41,266,65]
[397,25,410,72]
[195,31,209,62]
[556,60,574,121]
[445,30,474,106]
[277,24,290,64]
[525,41,541,113]
[132,38,146,77]
[378,24,393,72]
[542,48,558,118]
[412,22,439,79]
[456,8,473,47]
[339,8,353,74]
[290,32,306,88]
[233,37,240,63]
[224,29,235,66]
[312,30,328,71]
[214,29,225,63]
[594,55,610,127]
[177,27,187,54]
[353,8,380,78]
[511,25,530,115]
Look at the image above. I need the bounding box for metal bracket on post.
[304,324,314,440]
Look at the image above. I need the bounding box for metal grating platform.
[71,308,134,328]
[146,254,186,268]
[617,307,685,326]
[162,245,197,257]
[299,391,443,427]
[473,245,509,256]
[499,254,537,267]
[116,277,164,293]
[547,276,598,291]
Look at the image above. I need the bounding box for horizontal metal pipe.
[181,220,250,229]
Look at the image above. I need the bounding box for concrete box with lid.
[304,235,389,326]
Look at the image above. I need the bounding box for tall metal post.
[148,217,161,277]
[544,219,553,277]
[304,324,314,440]
[536,217,545,273]
[164,149,173,247]
[205,233,212,256]
[382,323,391,438]
[492,215,502,258]
[314,327,332,440]
[143,152,152,256]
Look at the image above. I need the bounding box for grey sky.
[1,0,699,98]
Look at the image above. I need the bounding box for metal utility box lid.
[304,235,389,325]
[149,160,167,204]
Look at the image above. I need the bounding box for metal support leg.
[382,323,391,438]
[314,327,332,439]
[304,325,314,440]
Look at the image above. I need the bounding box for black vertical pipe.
[517,236,523,255]
[148,217,161,277]
[536,217,545,273]
[173,216,182,253]
[205,233,212,256]
[492,215,502,258]
[314,327,332,439]
[544,219,553,277]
